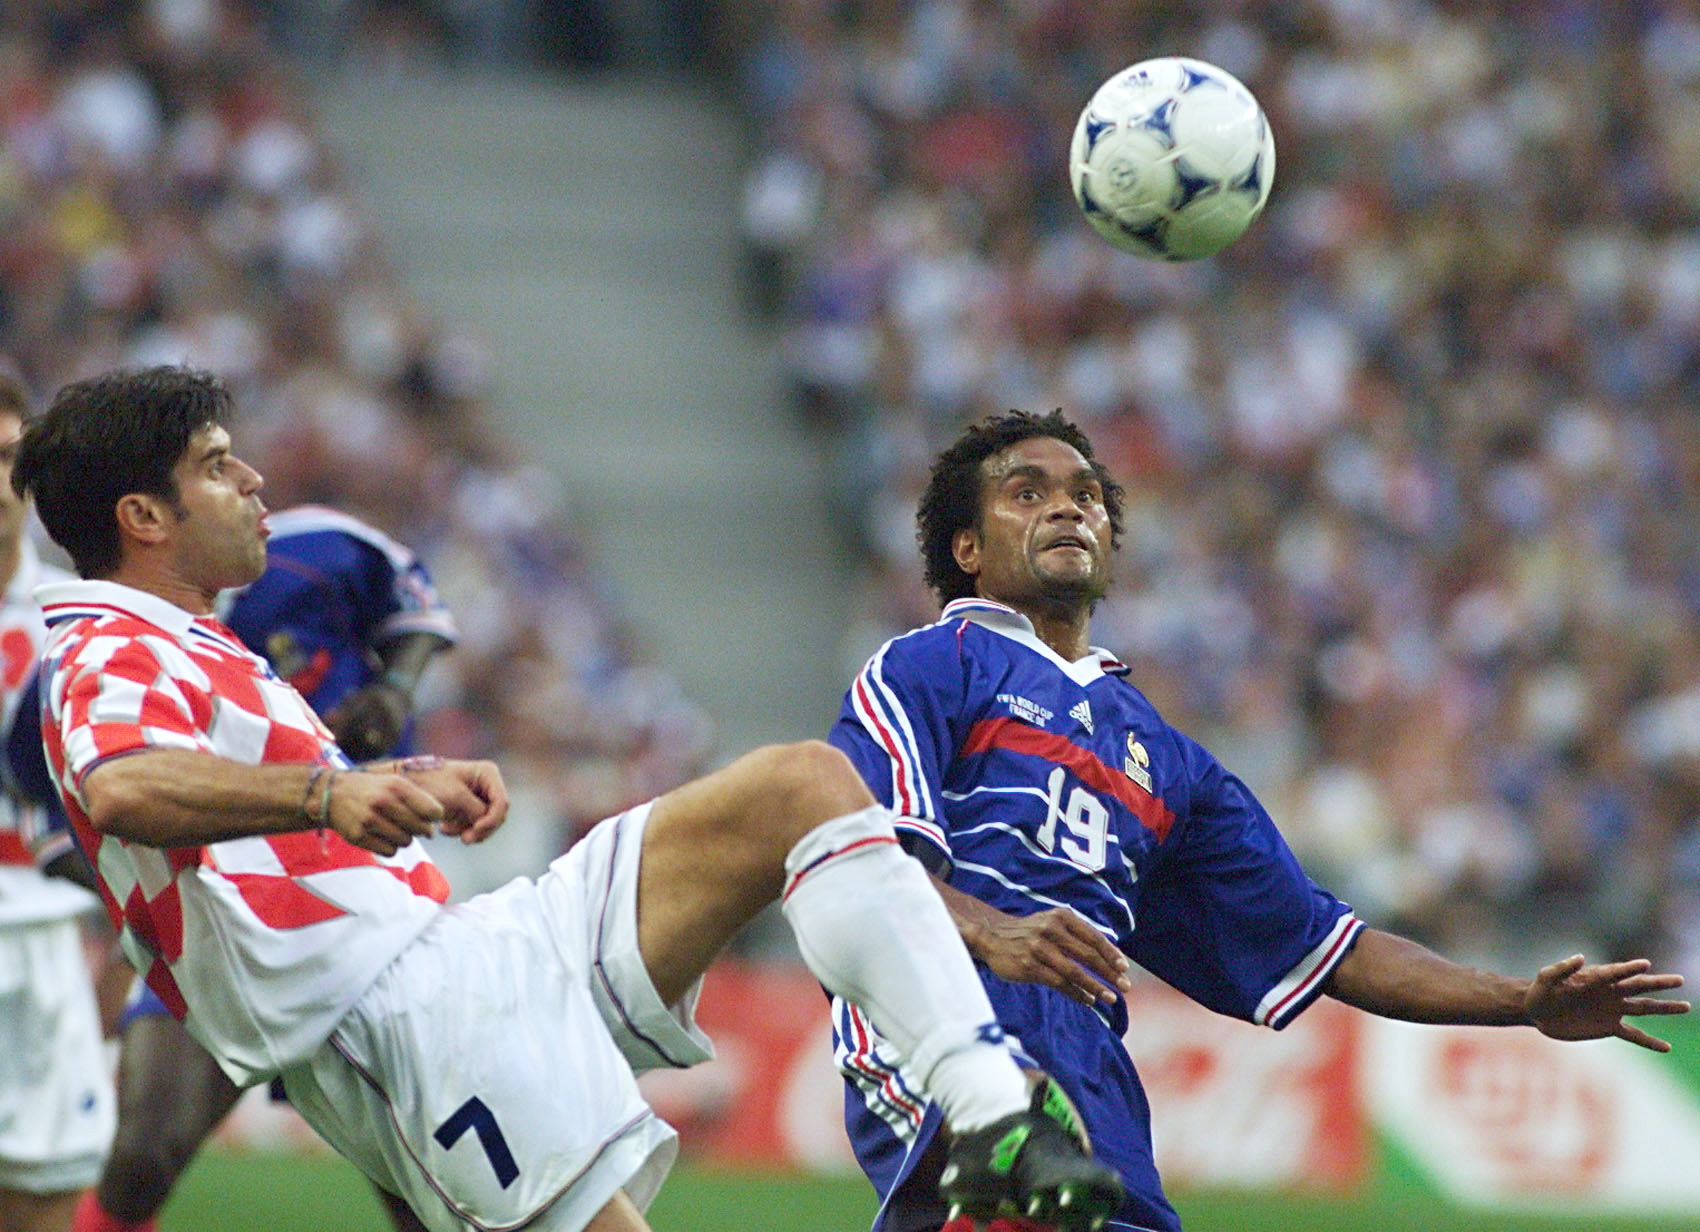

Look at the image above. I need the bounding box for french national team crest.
[1125,735,1152,793]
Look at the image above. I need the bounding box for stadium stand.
[0,1,712,878]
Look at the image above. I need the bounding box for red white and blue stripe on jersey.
[828,598,1362,1232]
[848,636,939,827]
[834,1000,927,1135]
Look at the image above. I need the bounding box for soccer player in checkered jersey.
[828,409,1691,1232]
[77,505,459,1232]
[0,373,115,1232]
[13,365,1123,1232]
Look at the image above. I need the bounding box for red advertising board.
[638,959,855,1171]
[208,956,1700,1218]
[1123,978,1367,1191]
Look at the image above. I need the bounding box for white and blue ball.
[1068,56,1275,261]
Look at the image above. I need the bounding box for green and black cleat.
[938,1073,1125,1232]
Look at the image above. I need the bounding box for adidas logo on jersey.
[1070,700,1093,734]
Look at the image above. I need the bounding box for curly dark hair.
[13,365,232,578]
[917,409,1124,605]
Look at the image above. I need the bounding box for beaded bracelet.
[311,769,340,826]
[301,764,329,822]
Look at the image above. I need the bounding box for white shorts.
[282,803,713,1232]
[0,918,115,1192]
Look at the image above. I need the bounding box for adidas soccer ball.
[1068,57,1275,261]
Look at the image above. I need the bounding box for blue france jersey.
[829,598,1361,1232]
[222,506,457,715]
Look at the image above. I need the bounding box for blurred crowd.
[726,1,1700,978]
[10,0,1699,983]
[248,0,706,74]
[0,0,713,890]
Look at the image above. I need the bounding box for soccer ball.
[1068,57,1275,261]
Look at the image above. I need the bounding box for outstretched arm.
[1324,927,1690,1053]
[82,748,505,857]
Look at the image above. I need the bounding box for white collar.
[940,597,1130,685]
[38,576,213,641]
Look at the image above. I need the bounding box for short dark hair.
[917,409,1124,605]
[12,366,233,578]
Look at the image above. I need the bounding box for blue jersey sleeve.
[3,671,75,866]
[274,531,433,649]
[1129,730,1361,1029]
[226,522,455,713]
[828,627,969,873]
[378,555,456,645]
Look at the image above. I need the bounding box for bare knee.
[734,740,872,843]
[637,742,881,1000]
[645,739,876,898]
[101,1024,239,1220]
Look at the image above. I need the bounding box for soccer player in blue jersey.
[74,507,455,1232]
[829,409,1690,1232]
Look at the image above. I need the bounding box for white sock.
[780,805,1030,1132]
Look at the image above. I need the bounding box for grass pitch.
[162,1150,1699,1231]
[160,1152,880,1230]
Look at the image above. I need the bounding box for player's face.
[953,436,1113,613]
[0,411,25,548]
[166,425,269,596]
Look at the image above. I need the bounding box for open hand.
[1525,955,1689,1053]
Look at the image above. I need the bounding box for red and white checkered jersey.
[36,578,451,1086]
